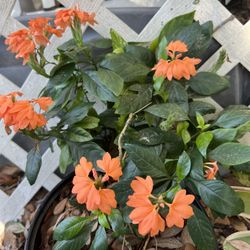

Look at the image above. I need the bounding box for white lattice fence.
[0,0,250,223]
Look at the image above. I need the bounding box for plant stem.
[142,235,150,250]
[118,102,152,160]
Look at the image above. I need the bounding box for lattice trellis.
[0,0,250,223]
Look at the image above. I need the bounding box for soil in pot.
[25,175,250,250]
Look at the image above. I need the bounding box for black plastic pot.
[25,173,219,250]
[24,173,74,250]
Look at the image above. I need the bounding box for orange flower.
[33,97,54,111]
[28,17,63,46]
[165,189,195,228]
[127,176,165,237]
[96,152,122,181]
[72,154,121,215]
[55,7,96,30]
[152,40,201,81]
[204,161,219,180]
[5,29,35,64]
[0,93,52,132]
[9,101,47,131]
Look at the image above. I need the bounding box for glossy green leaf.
[67,127,93,143]
[209,143,250,166]
[196,131,213,157]
[53,216,93,241]
[156,37,168,60]
[189,147,204,180]
[189,72,230,96]
[212,128,237,143]
[97,68,124,96]
[53,222,93,250]
[145,103,188,121]
[82,71,116,102]
[190,179,244,216]
[110,29,127,53]
[116,84,152,115]
[189,101,216,117]
[100,53,149,82]
[187,206,217,250]
[108,209,124,232]
[124,144,169,179]
[90,226,108,250]
[59,104,92,125]
[98,214,110,229]
[151,12,194,50]
[59,143,72,174]
[79,116,100,129]
[176,151,191,181]
[26,146,42,185]
[167,81,189,113]
[214,107,250,128]
[209,49,227,73]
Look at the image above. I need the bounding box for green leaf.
[190,179,244,216]
[196,112,205,128]
[90,38,112,49]
[209,142,250,166]
[145,103,188,121]
[156,37,168,60]
[110,28,127,53]
[26,146,42,185]
[53,222,93,250]
[177,121,191,145]
[108,209,124,232]
[189,147,204,180]
[189,101,216,117]
[67,127,93,143]
[60,104,92,126]
[209,49,227,73]
[82,71,116,102]
[196,131,213,157]
[124,144,168,179]
[125,44,154,67]
[116,84,152,115]
[152,11,195,50]
[214,107,250,128]
[68,142,104,167]
[176,151,191,181]
[112,179,133,207]
[97,68,124,96]
[59,144,72,174]
[189,72,230,96]
[49,63,75,84]
[100,53,149,82]
[167,81,189,113]
[187,206,217,250]
[78,116,100,129]
[212,128,237,143]
[53,216,93,241]
[236,121,250,139]
[90,226,108,250]
[98,214,110,229]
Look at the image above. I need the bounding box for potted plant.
[1,7,250,250]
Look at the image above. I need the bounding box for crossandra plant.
[2,7,250,249]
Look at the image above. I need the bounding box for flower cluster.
[72,153,122,215]
[55,6,96,31]
[5,18,63,64]
[152,40,201,81]
[0,92,53,132]
[5,7,96,64]
[127,176,195,236]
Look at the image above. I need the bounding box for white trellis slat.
[0,0,250,223]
